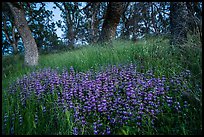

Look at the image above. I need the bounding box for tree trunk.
[170,2,188,45]
[91,2,100,44]
[7,2,39,66]
[64,2,75,49]
[120,9,130,40]
[98,2,127,45]
[68,24,75,48]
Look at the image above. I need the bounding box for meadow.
[2,35,202,135]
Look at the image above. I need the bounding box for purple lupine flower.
[122,116,129,121]
[3,113,8,127]
[35,81,44,97]
[183,101,188,108]
[110,118,116,124]
[19,114,23,126]
[4,64,197,135]
[175,102,181,112]
[106,126,111,135]
[139,103,144,110]
[73,127,78,135]
[93,122,98,135]
[136,121,141,126]
[35,113,38,125]
[10,113,15,135]
[150,109,155,115]
[137,113,142,119]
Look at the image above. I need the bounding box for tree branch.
[27,3,46,24]
[81,2,92,11]
[2,19,13,44]
[11,23,17,44]
[153,3,170,15]
[54,2,65,12]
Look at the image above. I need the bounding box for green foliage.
[2,36,202,135]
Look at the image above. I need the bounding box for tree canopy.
[2,2,202,56]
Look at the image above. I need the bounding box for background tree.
[55,2,84,48]
[81,2,101,44]
[2,2,202,56]
[78,2,108,45]
[98,2,128,45]
[6,2,39,66]
[170,2,188,45]
[186,2,202,41]
[152,2,170,35]
[2,2,62,55]
[119,2,145,41]
[118,2,170,41]
[25,3,61,52]
[119,2,146,42]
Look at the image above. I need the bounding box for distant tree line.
[2,2,202,66]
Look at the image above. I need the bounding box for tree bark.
[170,2,188,45]
[90,2,100,43]
[64,2,75,49]
[7,2,39,66]
[98,2,127,45]
[11,25,18,54]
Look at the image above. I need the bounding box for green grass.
[3,36,201,86]
[2,35,202,135]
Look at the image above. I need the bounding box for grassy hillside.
[2,35,202,135]
[3,36,201,91]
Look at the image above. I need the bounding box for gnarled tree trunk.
[7,2,39,66]
[98,2,127,45]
